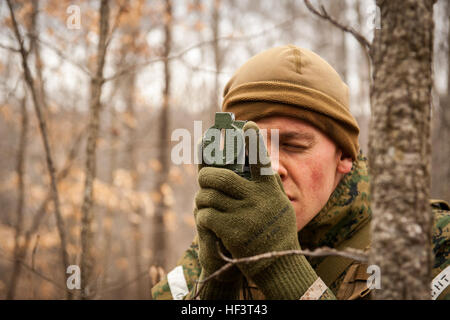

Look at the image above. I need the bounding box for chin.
[294,208,313,231]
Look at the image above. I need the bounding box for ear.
[336,150,353,174]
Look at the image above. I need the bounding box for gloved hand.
[194,156,244,299]
[195,121,319,299]
[194,207,243,299]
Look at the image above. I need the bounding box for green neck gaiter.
[298,153,372,268]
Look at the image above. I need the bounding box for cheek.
[309,162,326,193]
[303,152,337,193]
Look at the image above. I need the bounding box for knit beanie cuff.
[226,99,360,160]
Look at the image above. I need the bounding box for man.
[151,45,450,300]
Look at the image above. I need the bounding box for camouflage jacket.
[151,154,450,300]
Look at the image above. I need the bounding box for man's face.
[255,116,353,232]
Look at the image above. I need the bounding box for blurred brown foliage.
[0,0,448,299]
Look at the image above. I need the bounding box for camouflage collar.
[298,153,372,262]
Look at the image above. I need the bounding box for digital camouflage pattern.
[151,154,450,300]
[151,239,201,300]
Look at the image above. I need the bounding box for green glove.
[195,121,319,299]
[194,155,244,300]
[194,207,243,299]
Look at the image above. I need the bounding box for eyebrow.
[278,131,316,144]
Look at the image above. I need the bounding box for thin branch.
[105,1,128,49]
[0,42,20,52]
[0,248,66,293]
[29,234,40,299]
[4,75,23,103]
[33,36,92,77]
[304,0,371,53]
[191,245,368,300]
[179,55,233,75]
[26,125,85,238]
[31,234,40,270]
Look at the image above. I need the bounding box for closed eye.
[281,143,308,152]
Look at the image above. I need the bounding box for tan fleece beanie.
[222,45,360,160]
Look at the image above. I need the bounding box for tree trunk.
[6,0,73,300]
[368,0,436,299]
[210,0,222,122]
[124,63,144,299]
[432,0,450,202]
[29,0,47,113]
[443,0,450,200]
[99,106,118,298]
[152,0,173,271]
[80,0,110,299]
[7,96,28,300]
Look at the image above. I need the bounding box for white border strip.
[167,265,189,300]
[431,265,450,300]
[300,277,328,300]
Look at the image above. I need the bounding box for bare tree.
[152,0,173,271]
[7,95,28,299]
[368,0,436,299]
[210,0,223,120]
[304,0,437,299]
[5,125,84,299]
[6,0,73,300]
[432,0,450,202]
[99,106,118,298]
[80,0,110,299]
[123,44,145,299]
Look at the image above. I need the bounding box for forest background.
[0,0,448,299]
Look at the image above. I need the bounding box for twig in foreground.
[190,245,368,300]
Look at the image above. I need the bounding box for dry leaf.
[149,159,162,172]
[115,257,129,270]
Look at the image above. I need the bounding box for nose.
[265,137,286,179]
[275,161,288,180]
